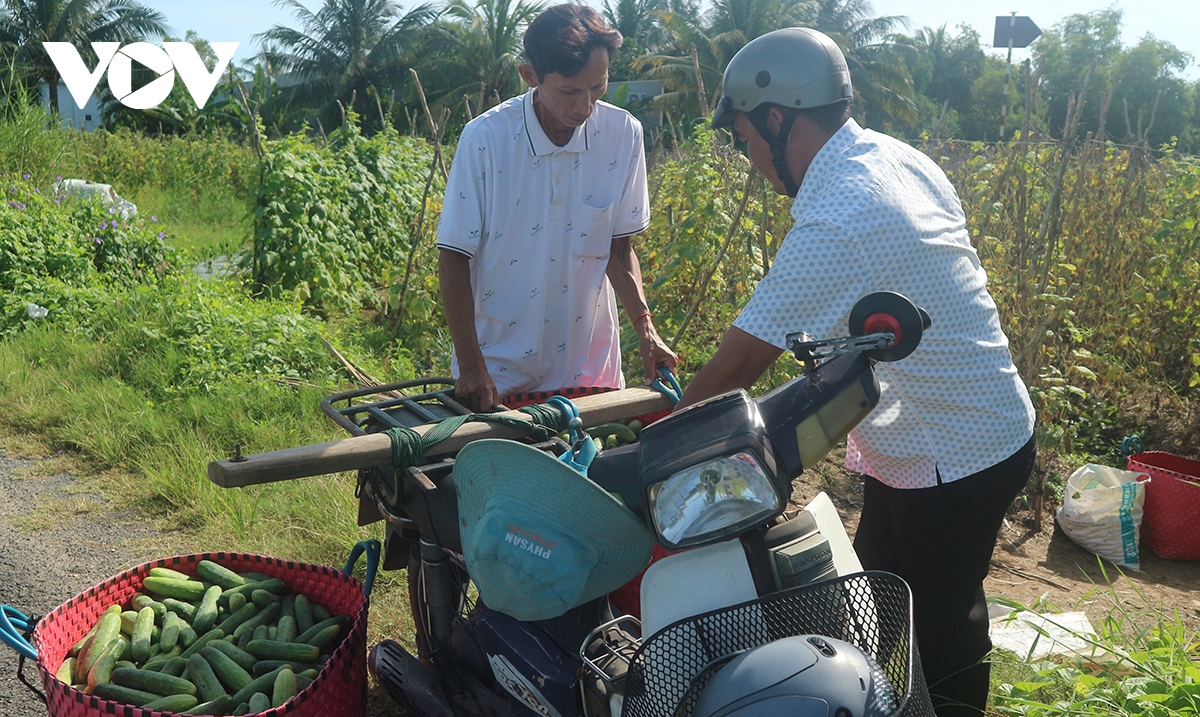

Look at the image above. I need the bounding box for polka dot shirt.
[734,119,1036,489]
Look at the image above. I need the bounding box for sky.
[144,0,1200,80]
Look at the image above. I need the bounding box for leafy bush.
[70,277,343,396]
[246,118,437,311]
[1,174,175,335]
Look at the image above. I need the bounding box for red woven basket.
[1127,451,1200,562]
[31,552,369,717]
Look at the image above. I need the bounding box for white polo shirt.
[734,119,1036,489]
[437,90,649,397]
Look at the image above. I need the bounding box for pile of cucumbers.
[55,560,351,715]
[561,419,643,452]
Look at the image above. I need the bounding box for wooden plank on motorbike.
[207,387,673,488]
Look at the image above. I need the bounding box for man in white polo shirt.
[677,30,1037,717]
[437,4,677,412]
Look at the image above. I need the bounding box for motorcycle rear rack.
[321,377,470,437]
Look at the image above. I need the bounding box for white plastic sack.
[54,178,138,220]
[1056,464,1147,570]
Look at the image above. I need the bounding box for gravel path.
[0,449,154,717]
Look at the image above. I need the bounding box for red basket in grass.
[29,546,376,717]
[1127,451,1200,562]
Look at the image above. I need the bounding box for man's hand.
[636,318,679,385]
[454,362,504,413]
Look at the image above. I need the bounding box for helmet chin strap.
[746,109,800,197]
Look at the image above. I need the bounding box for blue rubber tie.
[1,605,37,660]
[343,539,381,597]
[1121,435,1144,459]
[651,367,683,405]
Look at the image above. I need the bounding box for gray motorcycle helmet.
[711,28,853,197]
[711,28,853,129]
[691,635,900,717]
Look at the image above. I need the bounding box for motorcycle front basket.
[620,571,934,717]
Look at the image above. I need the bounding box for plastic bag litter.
[54,178,138,220]
[1056,464,1148,570]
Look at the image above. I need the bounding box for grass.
[127,184,250,257]
[988,569,1200,716]
[0,321,418,653]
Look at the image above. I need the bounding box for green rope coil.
[385,402,573,472]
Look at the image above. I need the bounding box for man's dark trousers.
[853,433,1037,717]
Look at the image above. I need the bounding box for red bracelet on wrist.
[632,311,652,325]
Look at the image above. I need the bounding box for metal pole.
[1000,12,1016,140]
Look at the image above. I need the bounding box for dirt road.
[0,449,156,717]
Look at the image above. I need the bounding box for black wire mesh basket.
[620,571,935,717]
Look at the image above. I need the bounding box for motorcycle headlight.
[649,452,780,549]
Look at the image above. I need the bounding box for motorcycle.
[209,292,936,717]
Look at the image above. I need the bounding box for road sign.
[993,16,1041,49]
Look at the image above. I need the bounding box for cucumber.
[198,560,247,590]
[111,667,197,696]
[69,622,99,657]
[237,629,253,650]
[234,701,251,714]
[307,624,341,651]
[278,594,296,623]
[179,626,197,648]
[628,418,644,436]
[77,607,122,683]
[275,615,297,643]
[206,639,257,674]
[268,626,278,640]
[248,691,271,712]
[160,656,189,678]
[130,594,166,620]
[230,665,286,705]
[142,693,198,712]
[240,572,272,583]
[160,612,181,652]
[272,667,297,707]
[253,625,269,642]
[228,591,248,613]
[246,639,320,663]
[252,659,317,676]
[161,597,196,623]
[233,602,280,639]
[191,694,235,716]
[293,594,313,634]
[294,616,341,645]
[131,606,156,663]
[201,645,254,692]
[143,576,207,602]
[296,673,313,691]
[56,657,75,685]
[311,603,331,622]
[114,660,136,672]
[188,654,228,702]
[215,602,258,636]
[86,636,127,692]
[120,610,139,636]
[93,681,160,706]
[193,584,223,634]
[219,578,284,608]
[179,627,225,660]
[149,567,192,581]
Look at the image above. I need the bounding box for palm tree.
[803,0,914,125]
[257,0,438,132]
[0,0,169,114]
[419,0,544,116]
[633,0,808,117]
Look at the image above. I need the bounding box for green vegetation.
[989,572,1200,716]
[3,0,1200,703]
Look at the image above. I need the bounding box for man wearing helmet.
[676,28,1037,717]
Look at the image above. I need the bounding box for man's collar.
[789,118,864,216]
[522,89,591,156]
